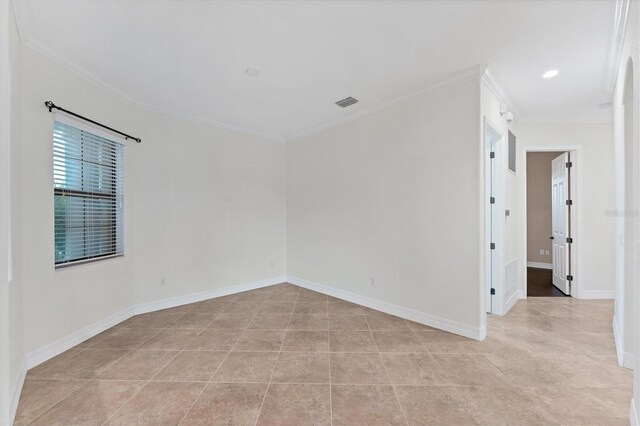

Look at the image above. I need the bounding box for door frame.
[483,117,505,315]
[523,146,581,298]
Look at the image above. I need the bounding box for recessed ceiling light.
[542,70,559,79]
[245,68,259,77]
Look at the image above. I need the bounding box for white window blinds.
[53,120,124,266]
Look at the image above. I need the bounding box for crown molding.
[605,0,630,93]
[134,100,285,143]
[481,68,520,119]
[10,0,284,143]
[514,115,613,125]
[284,64,488,142]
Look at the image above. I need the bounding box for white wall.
[17,44,286,358]
[611,0,640,422]
[286,76,485,339]
[510,123,615,301]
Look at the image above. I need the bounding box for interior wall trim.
[287,275,486,341]
[24,275,286,370]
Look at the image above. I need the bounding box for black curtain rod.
[44,101,142,143]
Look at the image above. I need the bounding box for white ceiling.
[14,0,616,141]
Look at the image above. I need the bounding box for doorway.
[525,149,578,297]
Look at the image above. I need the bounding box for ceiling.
[13,0,616,141]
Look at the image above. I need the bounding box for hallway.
[13,284,630,425]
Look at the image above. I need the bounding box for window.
[53,120,124,267]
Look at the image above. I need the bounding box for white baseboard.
[505,289,523,314]
[526,262,552,270]
[631,398,639,426]
[132,276,286,316]
[613,315,634,369]
[579,290,615,300]
[9,362,26,426]
[25,276,286,370]
[286,275,485,341]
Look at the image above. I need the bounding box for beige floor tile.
[207,312,253,329]
[181,383,267,425]
[166,313,216,329]
[330,353,389,384]
[395,386,478,425]
[328,314,369,330]
[328,300,365,314]
[331,385,405,425]
[257,384,331,426]
[235,290,272,302]
[124,311,184,328]
[26,348,85,378]
[288,313,328,330]
[189,298,234,314]
[293,302,328,314]
[213,351,279,383]
[281,330,329,352]
[247,314,292,329]
[258,302,295,314]
[38,349,129,379]
[432,353,511,386]
[271,352,330,383]
[153,351,228,382]
[366,313,410,330]
[372,330,422,352]
[232,329,286,351]
[13,379,85,425]
[85,327,162,350]
[484,353,575,387]
[381,352,451,385]
[297,289,328,302]
[97,350,178,380]
[266,290,300,302]
[186,329,242,350]
[224,301,263,314]
[138,329,200,351]
[105,381,205,425]
[329,330,378,352]
[29,380,144,426]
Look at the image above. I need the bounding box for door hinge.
[566,161,573,168]
[490,152,495,159]
[566,237,573,243]
[566,200,573,206]
[490,243,496,250]
[567,275,574,281]
[490,197,495,204]
[490,288,496,295]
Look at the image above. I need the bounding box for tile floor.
[14,283,631,425]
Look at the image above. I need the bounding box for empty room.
[0,0,638,425]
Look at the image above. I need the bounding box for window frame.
[52,115,126,269]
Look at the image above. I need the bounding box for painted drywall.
[17,43,286,357]
[526,152,559,264]
[510,123,615,301]
[610,0,640,420]
[287,76,484,337]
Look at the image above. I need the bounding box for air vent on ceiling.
[335,97,359,108]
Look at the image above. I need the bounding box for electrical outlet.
[539,249,545,255]
[160,278,167,287]
[370,278,376,287]
[545,250,550,255]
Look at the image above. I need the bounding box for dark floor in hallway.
[527,267,567,297]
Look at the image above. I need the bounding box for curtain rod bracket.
[43,100,142,143]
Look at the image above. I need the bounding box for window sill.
[55,253,124,270]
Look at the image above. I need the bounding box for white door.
[551,153,571,295]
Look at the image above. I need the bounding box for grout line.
[365,315,410,426]
[101,298,239,425]
[253,286,301,426]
